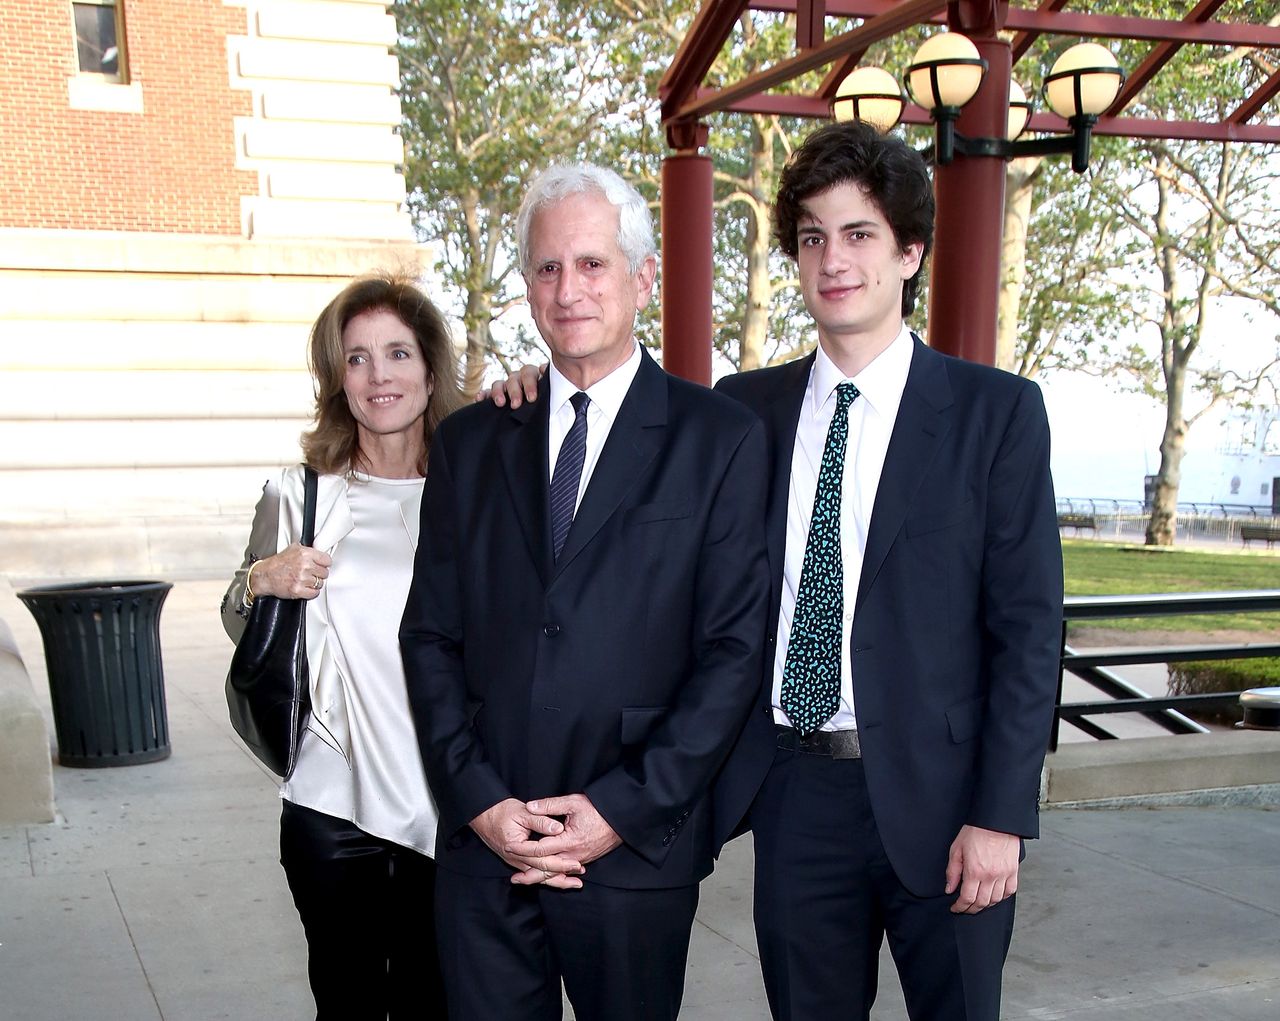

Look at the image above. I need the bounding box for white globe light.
[1006,80,1032,140]
[1045,43,1124,119]
[907,32,987,112]
[832,66,905,132]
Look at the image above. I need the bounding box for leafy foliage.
[396,0,656,389]
[393,0,1280,475]
[1168,658,1280,725]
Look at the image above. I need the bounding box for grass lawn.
[1062,540,1280,635]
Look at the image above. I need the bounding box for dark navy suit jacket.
[401,348,771,889]
[712,337,1064,897]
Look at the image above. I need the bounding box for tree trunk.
[455,184,495,396]
[1146,355,1187,546]
[462,287,492,396]
[996,158,1038,375]
[739,115,773,372]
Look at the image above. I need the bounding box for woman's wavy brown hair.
[300,272,466,476]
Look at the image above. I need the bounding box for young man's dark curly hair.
[774,120,935,318]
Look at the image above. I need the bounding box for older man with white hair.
[400,163,771,1021]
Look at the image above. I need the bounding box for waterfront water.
[1039,372,1276,510]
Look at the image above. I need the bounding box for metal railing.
[1055,498,1280,544]
[1057,497,1275,518]
[1051,590,1280,751]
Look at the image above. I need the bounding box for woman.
[222,272,465,1019]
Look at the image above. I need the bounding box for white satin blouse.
[222,466,438,855]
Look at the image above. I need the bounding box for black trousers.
[434,869,699,1021]
[751,746,1015,1021]
[280,800,445,1020]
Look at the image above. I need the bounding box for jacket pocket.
[625,501,692,526]
[946,694,986,743]
[620,706,667,745]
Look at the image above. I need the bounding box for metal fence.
[1052,589,1280,750]
[1056,498,1280,544]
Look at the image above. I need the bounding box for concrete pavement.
[1,578,1278,1020]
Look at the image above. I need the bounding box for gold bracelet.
[244,560,261,608]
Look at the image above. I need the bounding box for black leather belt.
[775,724,861,759]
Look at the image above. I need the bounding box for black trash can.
[16,580,173,767]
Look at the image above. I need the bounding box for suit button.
[543,624,560,637]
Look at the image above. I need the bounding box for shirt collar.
[810,325,914,421]
[548,341,642,422]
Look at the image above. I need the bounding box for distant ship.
[1147,407,1280,515]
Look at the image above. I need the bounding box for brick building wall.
[0,0,255,234]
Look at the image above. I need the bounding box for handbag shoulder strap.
[301,466,319,547]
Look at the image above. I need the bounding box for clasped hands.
[470,793,622,890]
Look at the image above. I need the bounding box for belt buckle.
[775,724,861,759]
[828,729,861,759]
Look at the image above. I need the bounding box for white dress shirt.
[546,341,642,514]
[772,326,914,731]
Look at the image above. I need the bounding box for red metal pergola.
[657,1,1280,380]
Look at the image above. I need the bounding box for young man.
[400,163,770,1021]
[711,120,1063,1020]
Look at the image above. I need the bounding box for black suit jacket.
[713,337,1064,897]
[401,349,771,889]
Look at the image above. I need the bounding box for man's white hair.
[516,163,656,276]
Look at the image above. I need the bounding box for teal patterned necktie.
[781,381,860,735]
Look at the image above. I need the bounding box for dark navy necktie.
[550,391,589,559]
[780,381,860,735]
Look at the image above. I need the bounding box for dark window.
[73,1,125,81]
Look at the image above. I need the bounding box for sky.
[1040,370,1182,504]
[1038,298,1279,509]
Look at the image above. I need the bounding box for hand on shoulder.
[474,363,545,409]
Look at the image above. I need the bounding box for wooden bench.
[1057,512,1098,535]
[1240,523,1280,548]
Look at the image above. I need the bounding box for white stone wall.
[229,0,414,241]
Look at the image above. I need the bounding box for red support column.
[927,34,1011,365]
[660,150,714,384]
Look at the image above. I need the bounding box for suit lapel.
[498,375,554,586]
[856,338,953,612]
[553,349,666,577]
[762,356,811,595]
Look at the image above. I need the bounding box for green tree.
[395,1,642,391]
[703,12,810,371]
[1003,147,1140,379]
[1102,137,1280,544]
[1000,7,1280,543]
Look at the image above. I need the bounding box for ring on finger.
[313,577,322,590]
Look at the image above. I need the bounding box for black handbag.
[225,466,318,779]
